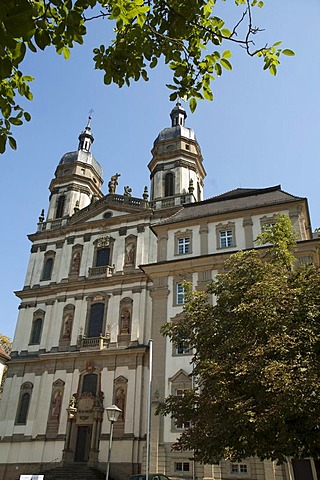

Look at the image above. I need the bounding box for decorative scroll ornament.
[97,235,110,248]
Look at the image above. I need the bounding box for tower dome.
[148,102,206,209]
[46,117,104,222]
[58,116,103,178]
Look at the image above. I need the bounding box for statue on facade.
[124,186,132,197]
[120,307,131,334]
[62,313,73,339]
[108,173,121,194]
[70,251,81,274]
[125,242,136,266]
[115,387,126,420]
[51,391,62,420]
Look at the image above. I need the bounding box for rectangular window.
[88,303,104,337]
[176,283,185,305]
[175,339,190,355]
[96,247,110,267]
[175,389,190,429]
[231,464,248,474]
[219,230,233,248]
[174,462,190,472]
[178,237,190,254]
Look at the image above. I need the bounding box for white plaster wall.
[12,308,30,351]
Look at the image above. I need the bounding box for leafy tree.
[0,334,12,356]
[0,333,12,398]
[159,215,320,464]
[1,0,294,153]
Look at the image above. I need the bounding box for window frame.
[176,282,185,306]
[55,195,66,219]
[174,390,191,430]
[85,294,109,339]
[29,309,45,345]
[87,302,105,338]
[41,251,56,281]
[164,172,175,197]
[231,463,248,474]
[169,370,192,433]
[173,339,191,356]
[91,236,115,272]
[174,462,190,473]
[216,222,236,250]
[15,382,33,425]
[174,230,193,256]
[30,317,43,345]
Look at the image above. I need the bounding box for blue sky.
[1,0,320,339]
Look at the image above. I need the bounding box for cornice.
[15,272,149,300]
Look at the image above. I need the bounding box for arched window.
[15,382,33,425]
[42,257,54,281]
[30,317,42,344]
[165,172,174,197]
[88,303,104,337]
[55,195,65,219]
[16,393,30,424]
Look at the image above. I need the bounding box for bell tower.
[148,102,206,209]
[46,117,104,222]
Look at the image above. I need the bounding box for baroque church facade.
[0,103,319,480]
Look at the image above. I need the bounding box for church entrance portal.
[74,426,91,462]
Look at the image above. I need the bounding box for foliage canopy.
[160,215,320,463]
[0,0,294,152]
[0,334,12,356]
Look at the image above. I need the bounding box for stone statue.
[71,251,81,274]
[120,308,131,334]
[124,186,132,197]
[69,394,77,408]
[51,391,62,419]
[108,173,121,194]
[115,387,125,419]
[125,243,136,266]
[62,314,73,339]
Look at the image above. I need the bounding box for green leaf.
[221,28,231,37]
[1,104,12,119]
[220,58,232,70]
[215,63,222,76]
[9,117,23,126]
[0,58,13,80]
[3,0,35,40]
[24,112,31,122]
[269,64,277,75]
[35,29,51,50]
[8,136,17,150]
[0,135,6,154]
[222,50,232,59]
[150,57,158,69]
[189,97,197,113]
[203,88,214,101]
[62,46,71,60]
[282,49,295,56]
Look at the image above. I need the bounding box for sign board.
[20,475,44,480]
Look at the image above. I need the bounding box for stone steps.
[43,464,106,480]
